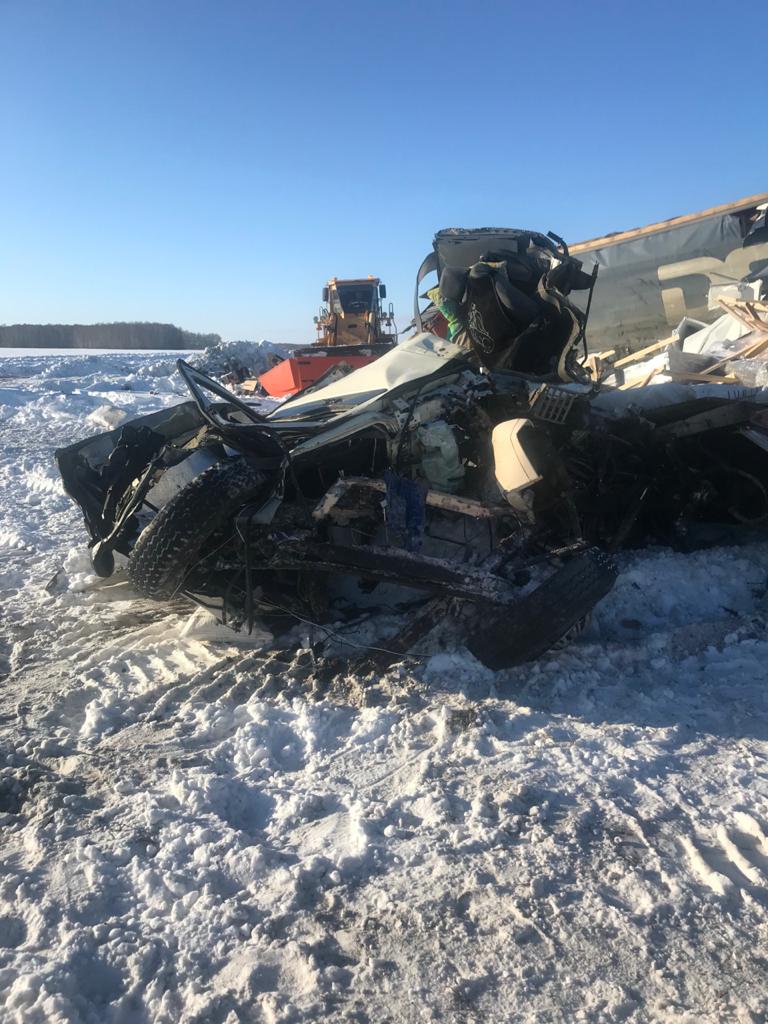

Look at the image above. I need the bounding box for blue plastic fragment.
[384,471,427,551]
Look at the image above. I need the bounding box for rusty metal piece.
[312,476,501,524]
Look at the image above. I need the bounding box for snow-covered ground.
[2,349,768,1023]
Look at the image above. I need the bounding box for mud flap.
[466,548,617,670]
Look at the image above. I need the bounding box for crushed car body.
[55,227,768,669]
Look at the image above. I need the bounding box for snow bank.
[189,338,295,378]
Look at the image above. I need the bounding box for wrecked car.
[55,228,768,669]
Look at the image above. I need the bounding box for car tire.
[128,457,272,600]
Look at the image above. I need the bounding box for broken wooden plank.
[584,349,615,373]
[665,371,739,384]
[701,331,768,375]
[612,335,676,369]
[717,295,768,316]
[716,296,768,333]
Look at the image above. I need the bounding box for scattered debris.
[597,291,768,390]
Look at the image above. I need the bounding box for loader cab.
[318,276,394,347]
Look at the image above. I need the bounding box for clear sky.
[1,0,766,345]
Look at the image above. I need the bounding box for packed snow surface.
[2,348,768,1022]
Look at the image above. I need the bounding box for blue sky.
[1,0,766,344]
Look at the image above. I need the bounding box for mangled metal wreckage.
[56,229,768,669]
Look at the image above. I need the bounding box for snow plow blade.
[259,347,389,398]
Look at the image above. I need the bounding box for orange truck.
[259,276,397,397]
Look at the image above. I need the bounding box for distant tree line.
[0,322,221,350]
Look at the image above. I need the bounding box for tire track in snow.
[672,809,768,902]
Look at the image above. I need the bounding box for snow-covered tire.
[128,457,272,600]
[466,548,617,670]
